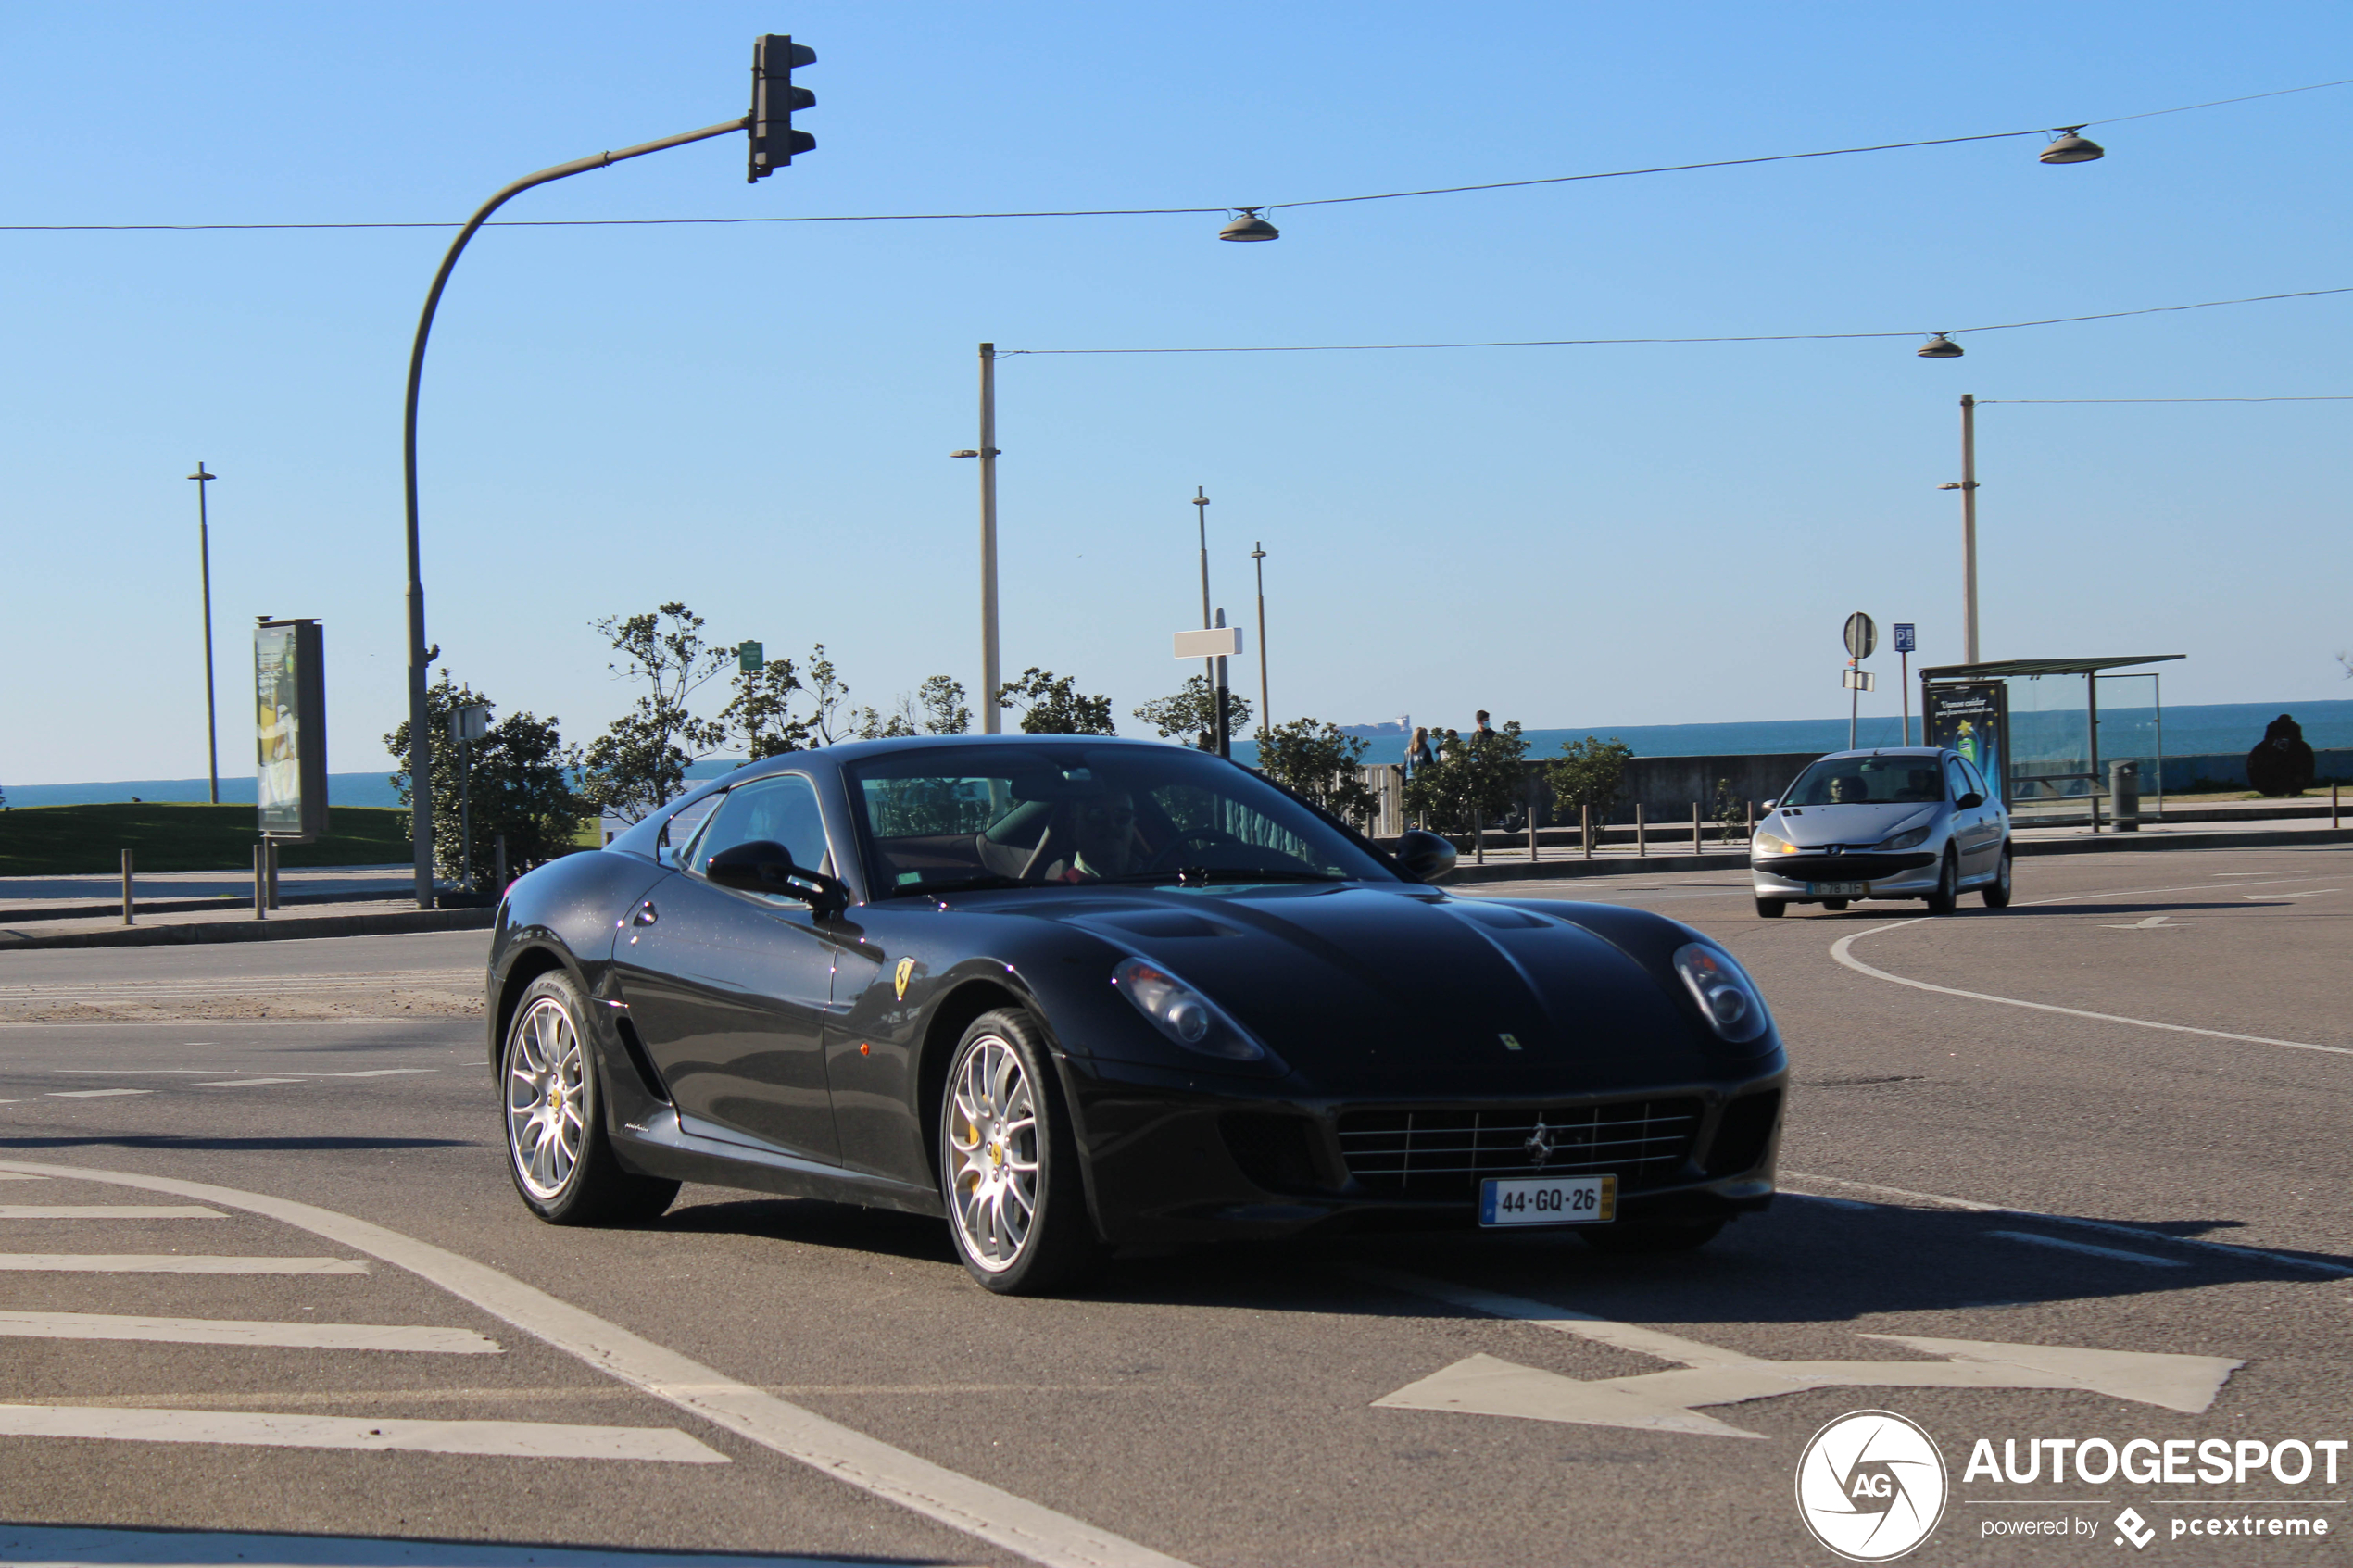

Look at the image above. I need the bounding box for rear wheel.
[1924,850,1959,916]
[1982,846,2014,908]
[1754,897,1785,919]
[1581,1218,1725,1255]
[940,1008,1104,1295]
[502,972,678,1225]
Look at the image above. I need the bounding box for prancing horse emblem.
[1525,1118,1555,1166]
[894,958,914,1001]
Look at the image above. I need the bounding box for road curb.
[0,906,497,951]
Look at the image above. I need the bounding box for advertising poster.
[1923,680,2009,804]
[254,618,328,840]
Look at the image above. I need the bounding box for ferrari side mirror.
[706,839,852,917]
[1394,828,1460,885]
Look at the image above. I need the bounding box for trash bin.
[2109,760,2140,833]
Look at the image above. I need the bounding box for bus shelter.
[1918,655,2184,825]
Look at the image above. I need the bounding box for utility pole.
[188,464,220,805]
[1214,608,1231,759]
[1250,541,1269,742]
[950,345,1002,731]
[1192,489,1214,721]
[1961,393,1979,663]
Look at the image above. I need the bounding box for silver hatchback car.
[1749,746,2010,917]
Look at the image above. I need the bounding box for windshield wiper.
[882,873,1034,899]
[1106,869,1348,885]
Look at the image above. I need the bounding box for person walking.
[1404,725,1433,777]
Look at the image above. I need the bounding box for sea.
[9,699,2348,807]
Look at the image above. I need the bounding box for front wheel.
[1755,897,1785,919]
[502,972,678,1225]
[1924,850,1959,916]
[1820,898,1850,912]
[1982,847,2014,908]
[940,1009,1104,1295]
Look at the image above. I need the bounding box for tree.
[1546,735,1636,831]
[1255,718,1378,826]
[581,602,730,821]
[912,675,972,734]
[1132,674,1253,747]
[1000,667,1116,734]
[384,670,588,886]
[724,654,816,759]
[1406,721,1529,833]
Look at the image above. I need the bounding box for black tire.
[501,971,679,1226]
[1982,846,2013,909]
[1820,898,1849,912]
[1755,897,1785,919]
[1924,850,1959,916]
[1580,1218,1726,1255]
[939,1008,1105,1295]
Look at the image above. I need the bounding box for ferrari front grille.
[1336,1098,1701,1199]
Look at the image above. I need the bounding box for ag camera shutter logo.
[1795,1410,1949,1562]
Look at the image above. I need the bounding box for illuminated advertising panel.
[255,618,328,841]
[1922,681,2010,805]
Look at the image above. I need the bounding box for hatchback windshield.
[1782,755,1946,807]
[844,743,1394,897]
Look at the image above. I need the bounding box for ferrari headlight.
[1672,943,1771,1046]
[1752,831,1798,857]
[1112,956,1266,1061]
[1875,824,1931,851]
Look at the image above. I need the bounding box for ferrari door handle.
[633,901,659,926]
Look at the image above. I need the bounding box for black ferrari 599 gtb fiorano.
[488,735,1785,1294]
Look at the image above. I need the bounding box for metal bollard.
[1692,803,1702,857]
[1581,804,1592,859]
[1472,809,1484,864]
[120,848,134,926]
[495,834,509,892]
[2109,760,2140,834]
[265,837,281,909]
[254,844,268,920]
[2335,784,2342,831]
[1635,803,1647,860]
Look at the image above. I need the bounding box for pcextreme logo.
[1795,1410,1950,1562]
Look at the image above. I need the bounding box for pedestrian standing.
[1439,728,1461,761]
[1405,725,1433,777]
[1473,710,1495,739]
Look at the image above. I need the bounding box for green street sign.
[737,640,764,672]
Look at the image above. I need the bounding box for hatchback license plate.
[1479,1173,1616,1227]
[1808,881,1869,896]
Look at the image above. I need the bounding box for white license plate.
[1808,881,1869,896]
[1479,1173,1617,1227]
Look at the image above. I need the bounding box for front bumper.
[1752,849,1940,900]
[1061,1054,1787,1249]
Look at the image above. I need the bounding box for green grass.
[0,803,415,877]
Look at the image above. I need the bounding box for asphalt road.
[0,845,2346,1567]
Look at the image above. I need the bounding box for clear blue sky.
[3,2,2347,784]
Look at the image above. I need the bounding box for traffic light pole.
[400,116,748,909]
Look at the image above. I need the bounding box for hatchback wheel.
[1924,850,1959,915]
[1982,846,2013,909]
[1755,897,1785,919]
[940,1009,1103,1295]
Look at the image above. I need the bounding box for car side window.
[656,796,723,867]
[687,775,834,883]
[1958,756,1994,803]
[1944,758,1973,802]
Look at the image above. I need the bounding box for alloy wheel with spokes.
[937,1008,1102,1294]
[508,996,586,1201]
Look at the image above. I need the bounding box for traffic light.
[748,33,815,182]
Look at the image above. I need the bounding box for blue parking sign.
[1893,623,1917,653]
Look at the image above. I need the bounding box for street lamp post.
[188,463,220,805]
[1938,395,1982,664]
[951,345,1003,732]
[1192,489,1213,724]
[399,115,751,909]
[1250,542,1269,741]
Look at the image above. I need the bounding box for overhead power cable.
[997,286,2352,358]
[1976,395,2353,404]
[3,78,2343,234]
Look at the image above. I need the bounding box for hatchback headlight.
[1875,824,1932,851]
[1112,956,1268,1062]
[1752,832,1797,857]
[1672,943,1772,1045]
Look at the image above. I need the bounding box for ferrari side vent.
[1337,1098,1700,1199]
[1703,1089,1781,1177]
[612,1014,673,1105]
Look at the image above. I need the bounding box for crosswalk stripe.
[0,1254,368,1274]
[45,1090,153,1099]
[194,1078,308,1087]
[0,1404,725,1462]
[0,1206,224,1220]
[0,1311,499,1353]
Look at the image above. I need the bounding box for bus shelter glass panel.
[2007,673,2094,822]
[2095,671,2163,816]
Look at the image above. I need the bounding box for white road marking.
[0,1311,499,1353]
[0,1404,724,1462]
[2249,889,2337,899]
[1359,1269,2240,1438]
[194,1078,308,1087]
[45,1089,155,1098]
[1783,1172,2353,1279]
[0,1159,1195,1568]
[1988,1230,2187,1268]
[0,1174,45,1182]
[321,1070,437,1078]
[0,1206,223,1220]
[0,1524,873,1568]
[2100,914,2186,929]
[1830,922,2350,1057]
[0,1254,369,1274]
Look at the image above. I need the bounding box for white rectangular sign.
[1173,627,1243,659]
[1842,669,1876,691]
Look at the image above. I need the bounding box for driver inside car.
[1046,791,1141,883]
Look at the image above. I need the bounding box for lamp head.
[1917,333,1965,359]
[2039,128,2106,165]
[1218,207,1280,242]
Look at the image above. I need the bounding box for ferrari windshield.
[844,743,1394,897]
[1783,755,1945,807]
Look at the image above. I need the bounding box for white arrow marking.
[2101,914,2186,929]
[1360,1270,2242,1440]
